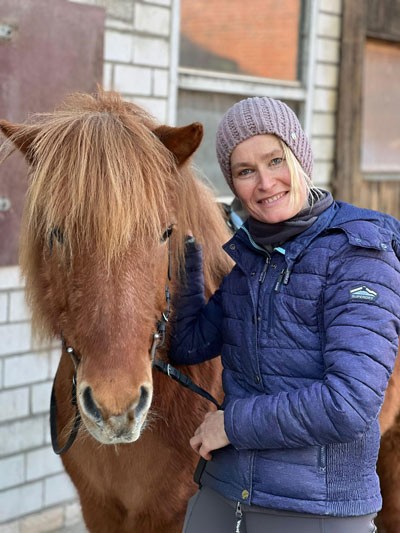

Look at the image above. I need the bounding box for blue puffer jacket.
[169,201,400,517]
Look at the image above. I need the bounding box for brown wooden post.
[334,0,367,203]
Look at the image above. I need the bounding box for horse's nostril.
[135,385,151,417]
[82,386,102,422]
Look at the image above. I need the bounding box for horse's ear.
[154,122,203,165]
[0,120,39,163]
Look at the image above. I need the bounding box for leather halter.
[50,226,220,456]
[150,230,221,408]
[50,339,81,455]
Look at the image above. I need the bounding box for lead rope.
[151,231,221,409]
[150,231,225,498]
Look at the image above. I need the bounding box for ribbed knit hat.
[216,97,313,192]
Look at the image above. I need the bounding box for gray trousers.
[183,486,377,533]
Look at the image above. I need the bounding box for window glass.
[180,0,302,81]
[361,39,400,173]
[177,90,300,197]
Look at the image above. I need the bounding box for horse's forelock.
[18,90,232,339]
[21,91,178,268]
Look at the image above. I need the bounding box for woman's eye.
[237,168,253,177]
[270,157,284,167]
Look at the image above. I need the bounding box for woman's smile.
[231,134,307,224]
[258,191,288,205]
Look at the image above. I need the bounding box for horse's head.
[0,90,230,445]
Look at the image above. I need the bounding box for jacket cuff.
[224,399,249,449]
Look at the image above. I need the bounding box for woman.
[169,96,400,532]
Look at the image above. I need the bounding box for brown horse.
[1,89,400,532]
[376,360,400,533]
[0,89,232,532]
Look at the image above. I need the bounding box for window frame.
[172,0,319,139]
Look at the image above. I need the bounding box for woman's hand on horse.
[190,410,230,460]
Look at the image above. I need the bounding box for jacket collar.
[225,202,339,272]
[224,200,397,275]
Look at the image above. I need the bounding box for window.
[361,39,400,178]
[177,0,313,197]
[180,0,301,81]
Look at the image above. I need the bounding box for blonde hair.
[281,141,322,210]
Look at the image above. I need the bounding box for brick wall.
[311,0,342,189]
[181,0,301,80]
[102,0,173,121]
[0,267,81,531]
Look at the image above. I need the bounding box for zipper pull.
[235,501,243,533]
[274,268,286,292]
[283,268,291,285]
[258,256,270,283]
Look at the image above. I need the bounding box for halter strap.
[150,230,221,410]
[50,340,81,455]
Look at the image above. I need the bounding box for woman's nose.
[257,170,274,190]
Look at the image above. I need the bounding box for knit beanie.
[216,96,313,193]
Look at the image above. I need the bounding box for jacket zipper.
[319,445,326,472]
[235,501,243,532]
[258,256,270,283]
[266,268,286,332]
[254,255,271,381]
[274,268,286,292]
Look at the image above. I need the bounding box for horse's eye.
[49,227,64,253]
[161,226,173,243]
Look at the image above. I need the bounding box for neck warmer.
[248,189,333,250]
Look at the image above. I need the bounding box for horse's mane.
[8,89,231,334]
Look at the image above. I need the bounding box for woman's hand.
[190,410,230,460]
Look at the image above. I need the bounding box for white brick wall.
[114,64,152,94]
[26,448,63,482]
[103,0,174,123]
[134,3,170,35]
[0,293,7,323]
[104,31,133,62]
[0,455,25,490]
[0,388,30,423]
[310,1,343,189]
[0,264,82,529]
[0,323,32,356]
[0,481,43,523]
[134,36,170,67]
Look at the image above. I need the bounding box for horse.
[376,361,400,533]
[0,89,232,532]
[1,89,400,533]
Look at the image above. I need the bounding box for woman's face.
[231,134,307,224]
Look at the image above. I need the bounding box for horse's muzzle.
[77,382,153,444]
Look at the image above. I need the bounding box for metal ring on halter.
[66,346,80,371]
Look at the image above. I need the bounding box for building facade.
[0,0,343,530]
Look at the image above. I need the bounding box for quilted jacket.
[169,201,400,516]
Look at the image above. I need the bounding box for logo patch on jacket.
[349,285,378,302]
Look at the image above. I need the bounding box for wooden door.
[0,0,105,265]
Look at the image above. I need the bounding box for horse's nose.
[135,385,152,419]
[81,385,102,422]
[80,384,152,425]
